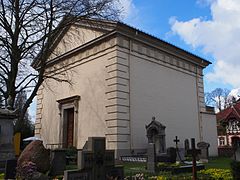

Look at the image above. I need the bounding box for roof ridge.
[233,105,240,119]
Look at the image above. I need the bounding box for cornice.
[115,24,211,68]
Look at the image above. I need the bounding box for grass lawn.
[123,156,233,176]
[124,162,148,176]
[205,157,232,169]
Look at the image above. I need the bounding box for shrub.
[0,173,4,179]
[230,160,240,179]
[199,168,232,179]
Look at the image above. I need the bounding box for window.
[219,137,225,146]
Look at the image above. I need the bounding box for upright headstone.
[174,136,183,161]
[197,141,210,163]
[75,137,123,180]
[235,147,240,162]
[0,109,17,173]
[147,143,156,173]
[184,139,190,157]
[49,149,66,176]
[156,147,177,163]
[4,159,17,179]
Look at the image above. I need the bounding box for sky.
[29,0,240,120]
[119,0,240,93]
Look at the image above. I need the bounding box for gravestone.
[0,109,17,173]
[173,136,184,161]
[64,169,90,180]
[74,137,124,180]
[197,141,210,163]
[4,159,17,179]
[157,147,176,163]
[49,149,66,176]
[146,117,166,155]
[184,139,190,157]
[147,143,156,173]
[235,147,240,161]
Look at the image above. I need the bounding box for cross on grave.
[174,136,184,162]
[174,136,180,148]
[78,137,116,180]
[187,138,201,180]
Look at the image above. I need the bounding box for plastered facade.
[35,21,218,157]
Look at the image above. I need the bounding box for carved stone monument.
[147,143,156,173]
[0,109,17,173]
[197,141,210,163]
[146,117,166,155]
[71,137,123,180]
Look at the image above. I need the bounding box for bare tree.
[205,88,230,112]
[0,0,120,121]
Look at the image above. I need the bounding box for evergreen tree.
[14,91,34,139]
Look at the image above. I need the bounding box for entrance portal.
[64,108,74,148]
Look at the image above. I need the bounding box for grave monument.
[64,137,123,180]
[0,108,17,174]
[146,117,166,155]
[197,141,210,163]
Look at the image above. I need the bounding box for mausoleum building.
[34,19,218,157]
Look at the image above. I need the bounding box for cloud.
[117,0,139,23]
[170,0,240,88]
[196,0,216,6]
[229,88,240,99]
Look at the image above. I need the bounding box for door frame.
[57,95,80,148]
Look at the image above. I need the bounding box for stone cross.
[78,137,115,180]
[173,136,180,148]
[187,138,201,180]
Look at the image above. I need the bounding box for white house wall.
[49,25,105,60]
[35,37,118,149]
[35,25,218,157]
[201,112,218,156]
[130,53,200,150]
[115,35,215,155]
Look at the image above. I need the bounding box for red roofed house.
[217,100,240,151]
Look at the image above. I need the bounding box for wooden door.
[66,108,74,147]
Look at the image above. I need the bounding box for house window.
[219,137,225,146]
[228,119,240,133]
